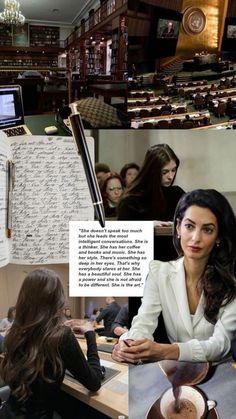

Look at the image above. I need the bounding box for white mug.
[159,385,216,419]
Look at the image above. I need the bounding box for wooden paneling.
[128,16,150,36]
[138,0,183,12]
[227,0,236,17]
[176,0,227,57]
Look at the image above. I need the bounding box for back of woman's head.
[1,268,65,401]
[120,162,140,180]
[16,268,65,329]
[173,189,236,322]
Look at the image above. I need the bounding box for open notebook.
[0,85,32,137]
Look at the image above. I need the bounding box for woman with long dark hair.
[118,144,185,324]
[117,143,184,223]
[113,189,236,363]
[0,268,103,418]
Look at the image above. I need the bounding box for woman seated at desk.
[117,144,185,326]
[0,268,103,419]
[113,189,236,363]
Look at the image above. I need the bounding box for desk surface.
[129,360,236,419]
[62,336,128,419]
[25,114,69,136]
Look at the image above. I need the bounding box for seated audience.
[111,304,129,337]
[0,306,16,332]
[226,97,234,118]
[113,189,236,364]
[120,163,140,187]
[161,100,172,114]
[96,297,121,337]
[182,114,195,129]
[210,83,217,91]
[100,173,124,218]
[0,268,103,418]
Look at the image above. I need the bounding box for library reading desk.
[25,114,69,136]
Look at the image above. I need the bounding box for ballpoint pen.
[6,160,13,238]
[69,107,105,228]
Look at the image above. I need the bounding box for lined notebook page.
[9,135,94,264]
[0,132,10,267]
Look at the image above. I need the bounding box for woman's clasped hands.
[112,339,179,364]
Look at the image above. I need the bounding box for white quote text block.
[69,221,154,296]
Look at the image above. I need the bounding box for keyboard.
[3,126,28,137]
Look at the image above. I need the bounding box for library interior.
[1,1,236,130]
[1,1,236,419]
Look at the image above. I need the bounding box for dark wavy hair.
[0,268,65,402]
[120,162,140,185]
[173,189,236,323]
[119,144,180,219]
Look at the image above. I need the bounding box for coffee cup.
[159,385,215,418]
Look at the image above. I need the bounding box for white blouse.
[121,258,236,362]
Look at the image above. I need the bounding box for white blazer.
[122,258,236,362]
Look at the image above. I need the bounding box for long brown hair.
[173,189,236,323]
[119,144,180,219]
[0,268,65,401]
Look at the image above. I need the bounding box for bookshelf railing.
[64,0,127,48]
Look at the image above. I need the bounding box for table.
[194,54,217,66]
[90,83,128,106]
[25,114,69,136]
[62,337,128,419]
[129,359,236,419]
[131,110,211,129]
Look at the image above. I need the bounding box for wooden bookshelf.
[0,25,12,46]
[0,24,62,71]
[110,15,127,79]
[30,25,60,47]
[110,28,119,77]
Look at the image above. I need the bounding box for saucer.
[145,397,219,419]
